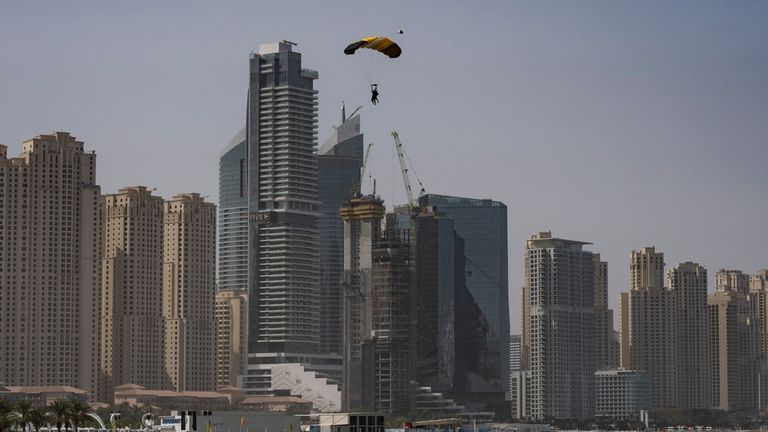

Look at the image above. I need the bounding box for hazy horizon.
[2,1,766,333]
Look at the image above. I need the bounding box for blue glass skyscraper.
[418,194,510,411]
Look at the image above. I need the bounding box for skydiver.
[370,83,379,105]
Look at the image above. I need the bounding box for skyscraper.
[523,231,596,420]
[667,262,710,409]
[217,128,247,292]
[619,247,678,410]
[750,269,768,410]
[246,41,319,356]
[318,106,364,358]
[215,290,248,389]
[417,194,509,408]
[101,186,165,400]
[709,271,759,411]
[593,254,617,370]
[341,195,386,411]
[238,42,342,408]
[162,193,217,392]
[0,132,101,400]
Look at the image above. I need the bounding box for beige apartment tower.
[593,254,618,370]
[750,269,768,410]
[215,290,248,389]
[709,270,759,411]
[667,262,710,409]
[619,247,679,409]
[163,193,216,392]
[0,132,101,399]
[100,186,165,400]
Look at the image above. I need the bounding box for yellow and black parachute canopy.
[344,36,402,58]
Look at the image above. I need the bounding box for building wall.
[341,197,385,411]
[0,132,101,400]
[595,370,649,418]
[418,194,509,405]
[217,130,247,292]
[750,270,768,410]
[620,247,679,410]
[709,275,759,411]
[594,255,617,370]
[163,193,216,392]
[317,113,363,358]
[101,186,166,400]
[668,262,710,409]
[215,290,248,389]
[523,232,596,420]
[247,42,320,356]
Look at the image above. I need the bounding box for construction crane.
[391,130,426,208]
[357,142,373,196]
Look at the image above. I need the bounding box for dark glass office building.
[218,128,248,291]
[246,41,320,355]
[418,194,510,413]
[317,109,364,356]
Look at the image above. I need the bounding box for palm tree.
[0,398,14,432]
[47,400,70,432]
[14,400,35,432]
[27,408,51,432]
[66,401,92,432]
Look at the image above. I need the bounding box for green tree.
[67,401,93,432]
[0,398,15,432]
[27,407,51,432]
[14,400,36,432]
[48,400,71,432]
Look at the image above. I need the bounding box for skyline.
[2,1,767,332]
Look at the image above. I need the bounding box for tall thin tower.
[246,41,320,355]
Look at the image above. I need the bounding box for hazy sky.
[2,1,767,333]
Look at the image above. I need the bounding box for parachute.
[344,32,403,101]
[344,36,402,58]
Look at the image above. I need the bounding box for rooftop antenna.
[282,40,297,46]
[347,105,363,120]
[341,101,346,123]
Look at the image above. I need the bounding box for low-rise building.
[595,369,649,419]
[0,385,88,406]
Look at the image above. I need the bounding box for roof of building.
[2,386,87,394]
[241,396,311,405]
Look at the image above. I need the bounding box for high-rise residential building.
[317,106,363,358]
[215,290,248,389]
[595,369,650,419]
[619,247,678,410]
[509,334,522,373]
[750,269,768,410]
[667,262,710,409]
[217,128,247,292]
[0,132,101,400]
[417,194,509,409]
[101,186,165,400]
[246,41,319,355]
[523,231,596,420]
[162,193,217,392]
[510,370,531,420]
[593,255,617,370]
[341,195,386,411]
[709,271,759,411]
[237,41,342,411]
[716,269,749,294]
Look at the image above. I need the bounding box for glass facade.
[318,121,363,357]
[246,43,320,354]
[218,128,248,291]
[418,194,510,406]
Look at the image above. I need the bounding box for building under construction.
[341,198,417,415]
